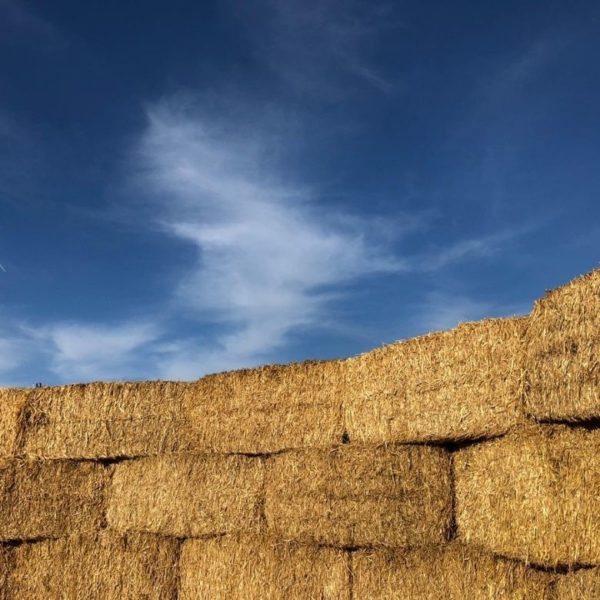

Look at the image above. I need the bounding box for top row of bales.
[1,268,598,460]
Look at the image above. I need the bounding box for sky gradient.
[1,0,599,386]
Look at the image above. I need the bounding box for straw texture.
[183,360,346,453]
[0,459,108,541]
[455,425,600,567]
[21,381,192,459]
[0,546,13,600]
[554,568,600,599]
[525,269,600,420]
[0,388,28,457]
[107,454,265,536]
[345,317,526,444]
[352,544,551,599]
[6,532,178,599]
[265,444,451,547]
[180,533,349,599]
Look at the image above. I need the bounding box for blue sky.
[1,0,599,385]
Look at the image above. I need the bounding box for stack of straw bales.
[0,265,598,598]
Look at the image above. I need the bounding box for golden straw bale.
[525,268,600,420]
[107,454,264,537]
[455,425,600,567]
[554,568,600,599]
[7,531,178,599]
[21,381,193,459]
[352,543,551,599]
[180,533,349,599]
[265,444,451,547]
[345,317,527,444]
[0,459,108,541]
[0,388,28,457]
[183,360,346,453]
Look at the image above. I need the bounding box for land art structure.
[0,267,599,598]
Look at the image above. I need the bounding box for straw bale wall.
[0,266,598,598]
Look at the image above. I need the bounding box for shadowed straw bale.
[21,381,193,459]
[455,425,600,567]
[265,444,451,547]
[180,533,349,599]
[108,454,264,536]
[0,388,28,457]
[554,567,600,599]
[352,543,551,599]
[0,459,108,541]
[345,317,527,444]
[183,360,346,453]
[6,531,178,599]
[0,546,13,600]
[525,268,600,421]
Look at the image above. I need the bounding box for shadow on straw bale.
[265,444,451,547]
[183,360,346,453]
[352,543,551,599]
[180,533,349,599]
[345,317,527,445]
[554,567,600,599]
[6,531,178,599]
[525,268,600,421]
[0,388,28,457]
[20,381,194,460]
[107,454,264,537]
[0,459,108,541]
[455,425,600,567]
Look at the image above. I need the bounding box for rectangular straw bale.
[455,425,600,567]
[345,317,527,445]
[180,533,349,599]
[0,459,108,541]
[0,388,28,457]
[352,543,551,599]
[7,531,178,599]
[21,381,193,459]
[554,568,600,599]
[107,454,264,537]
[525,268,600,420]
[265,444,451,547]
[183,360,346,453]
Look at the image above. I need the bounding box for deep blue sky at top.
[1,0,599,385]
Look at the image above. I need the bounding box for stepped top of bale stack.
[0,265,599,599]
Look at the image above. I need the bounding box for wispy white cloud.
[135,99,404,377]
[29,321,162,381]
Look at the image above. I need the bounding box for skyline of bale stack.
[0,266,598,597]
